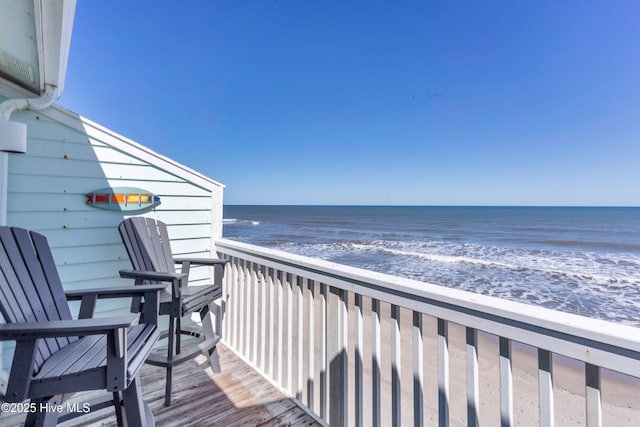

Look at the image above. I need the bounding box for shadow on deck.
[0,344,320,427]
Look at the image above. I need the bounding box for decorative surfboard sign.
[86,187,161,212]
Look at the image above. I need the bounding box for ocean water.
[222,206,640,327]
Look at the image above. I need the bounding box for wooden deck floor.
[1,343,321,427]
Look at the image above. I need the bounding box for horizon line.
[223,204,640,208]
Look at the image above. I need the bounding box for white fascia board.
[39,0,76,95]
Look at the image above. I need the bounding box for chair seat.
[31,324,159,398]
[158,283,222,317]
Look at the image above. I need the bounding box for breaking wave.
[282,240,640,326]
[223,218,261,225]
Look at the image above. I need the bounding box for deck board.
[0,343,321,427]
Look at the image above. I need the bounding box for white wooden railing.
[214,238,640,427]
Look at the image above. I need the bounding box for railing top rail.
[216,238,640,376]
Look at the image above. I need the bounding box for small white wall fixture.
[0,120,27,154]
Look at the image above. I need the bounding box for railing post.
[328,286,348,426]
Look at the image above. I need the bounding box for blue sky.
[59,1,640,206]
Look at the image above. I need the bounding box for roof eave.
[0,0,76,97]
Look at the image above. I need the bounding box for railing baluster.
[244,260,251,355]
[438,318,449,427]
[276,270,284,385]
[212,253,224,338]
[585,363,602,427]
[226,257,233,346]
[267,267,276,378]
[499,337,513,427]
[238,259,246,355]
[296,276,304,401]
[538,349,554,427]
[251,262,259,364]
[221,255,230,343]
[391,304,402,427]
[307,279,315,411]
[355,294,364,427]
[286,273,293,392]
[328,286,348,426]
[413,311,424,427]
[234,259,241,352]
[372,298,382,427]
[238,260,245,355]
[320,282,328,420]
[259,265,267,371]
[243,261,251,358]
[232,258,240,350]
[466,327,479,427]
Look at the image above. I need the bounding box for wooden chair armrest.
[119,269,186,282]
[65,285,167,300]
[65,285,164,324]
[119,269,186,300]
[173,258,228,287]
[173,257,229,266]
[0,316,137,340]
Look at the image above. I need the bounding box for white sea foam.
[356,244,509,268]
[223,218,261,225]
[282,238,640,326]
[349,240,640,285]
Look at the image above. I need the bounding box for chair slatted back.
[0,227,75,373]
[119,217,176,278]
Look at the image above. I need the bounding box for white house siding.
[5,104,225,319]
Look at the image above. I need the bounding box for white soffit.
[0,1,40,93]
[0,0,76,96]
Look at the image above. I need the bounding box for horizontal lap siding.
[6,108,223,310]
